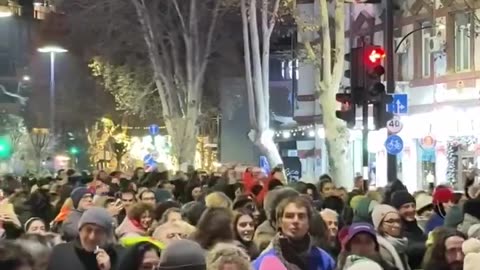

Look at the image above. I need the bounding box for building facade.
[289,0,480,190]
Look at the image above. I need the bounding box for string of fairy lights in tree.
[446,136,477,183]
[274,125,320,139]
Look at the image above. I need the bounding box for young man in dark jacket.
[390,190,426,270]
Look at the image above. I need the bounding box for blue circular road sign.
[149,124,160,136]
[384,135,404,155]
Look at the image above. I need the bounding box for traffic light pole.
[385,0,396,183]
[362,96,369,180]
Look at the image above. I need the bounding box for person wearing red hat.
[425,186,454,235]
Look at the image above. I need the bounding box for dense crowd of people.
[0,166,479,270]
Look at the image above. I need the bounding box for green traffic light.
[0,136,12,159]
[70,147,79,155]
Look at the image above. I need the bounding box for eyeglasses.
[383,219,402,225]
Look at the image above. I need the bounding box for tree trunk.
[164,114,198,167]
[319,84,351,188]
[248,129,283,167]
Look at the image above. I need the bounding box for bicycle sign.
[384,135,404,155]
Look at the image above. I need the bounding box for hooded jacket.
[62,209,83,241]
[352,197,378,224]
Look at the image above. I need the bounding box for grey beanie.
[78,207,114,233]
[158,239,206,270]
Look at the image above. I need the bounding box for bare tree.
[240,0,283,167]
[296,0,349,185]
[61,0,223,166]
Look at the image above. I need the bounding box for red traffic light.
[366,47,385,65]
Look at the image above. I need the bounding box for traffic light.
[335,93,356,128]
[344,48,367,104]
[373,94,394,129]
[0,136,12,159]
[69,146,79,155]
[364,45,386,99]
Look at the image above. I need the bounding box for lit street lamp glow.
[38,45,68,135]
[37,46,68,53]
[22,75,30,81]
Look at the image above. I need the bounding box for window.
[421,22,433,77]
[454,13,473,72]
[281,60,298,80]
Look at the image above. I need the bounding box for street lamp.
[37,45,67,135]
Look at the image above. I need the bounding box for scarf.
[272,233,312,270]
[385,235,408,254]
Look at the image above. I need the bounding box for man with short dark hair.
[139,189,156,207]
[253,196,335,270]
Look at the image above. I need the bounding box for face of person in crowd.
[98,171,108,180]
[219,263,242,270]
[140,211,153,230]
[95,181,110,195]
[141,191,156,206]
[398,202,416,222]
[280,202,309,240]
[306,188,314,200]
[0,188,4,201]
[349,233,377,257]
[79,224,108,252]
[121,192,136,209]
[336,188,348,202]
[320,212,338,238]
[139,249,160,270]
[78,194,93,211]
[321,182,335,198]
[156,225,186,245]
[236,214,255,242]
[381,212,402,238]
[27,220,46,235]
[166,211,182,223]
[136,169,145,179]
[162,182,175,193]
[191,187,202,201]
[444,236,465,270]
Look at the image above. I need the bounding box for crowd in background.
[0,165,479,270]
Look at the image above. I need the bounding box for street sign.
[143,154,155,166]
[386,117,403,134]
[148,124,160,136]
[386,94,408,115]
[384,135,404,155]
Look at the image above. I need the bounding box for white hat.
[345,255,383,270]
[415,193,433,211]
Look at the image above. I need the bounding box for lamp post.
[37,45,67,135]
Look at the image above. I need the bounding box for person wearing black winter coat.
[391,190,426,270]
[47,239,121,270]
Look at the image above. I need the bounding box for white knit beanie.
[344,255,383,270]
[371,204,398,230]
